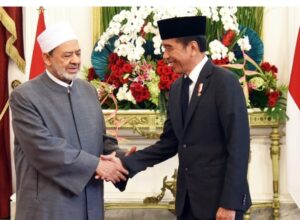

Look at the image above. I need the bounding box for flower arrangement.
[87,53,179,111]
[87,6,287,121]
[247,61,288,121]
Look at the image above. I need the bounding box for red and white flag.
[286,27,300,208]
[29,7,46,80]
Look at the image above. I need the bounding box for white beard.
[58,71,77,82]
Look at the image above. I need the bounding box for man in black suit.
[107,16,251,220]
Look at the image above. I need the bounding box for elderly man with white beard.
[10,21,132,220]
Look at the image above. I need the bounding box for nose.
[163,51,169,60]
[71,53,81,64]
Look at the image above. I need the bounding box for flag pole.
[0,101,9,122]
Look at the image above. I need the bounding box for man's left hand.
[216,207,236,220]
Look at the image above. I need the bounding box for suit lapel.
[183,60,213,132]
[172,76,184,133]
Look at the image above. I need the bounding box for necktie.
[181,76,192,124]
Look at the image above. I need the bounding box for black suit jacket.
[122,60,252,219]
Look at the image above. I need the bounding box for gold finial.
[37,6,45,13]
[11,80,22,90]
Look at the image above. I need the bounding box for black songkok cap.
[157,16,206,40]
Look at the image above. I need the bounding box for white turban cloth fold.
[37,21,78,53]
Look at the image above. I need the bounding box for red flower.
[157,59,166,66]
[261,62,278,78]
[267,91,280,108]
[156,66,164,75]
[87,67,97,81]
[160,75,169,82]
[108,53,118,64]
[212,57,229,65]
[122,63,132,73]
[222,30,236,47]
[158,81,165,90]
[142,89,150,100]
[166,80,173,90]
[100,53,182,107]
[260,62,272,72]
[114,70,123,78]
[111,65,118,72]
[119,75,129,84]
[162,66,172,75]
[171,73,180,81]
[268,99,277,108]
[271,65,278,74]
[155,59,180,91]
[130,82,150,103]
[113,81,120,88]
[270,65,278,78]
[135,95,143,102]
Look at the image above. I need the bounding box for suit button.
[183,144,187,148]
[185,168,188,171]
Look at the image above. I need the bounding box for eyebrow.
[163,44,173,49]
[63,49,81,54]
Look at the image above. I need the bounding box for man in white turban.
[10,21,132,220]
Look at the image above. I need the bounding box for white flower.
[211,8,220,22]
[144,22,156,34]
[219,7,239,32]
[94,7,244,62]
[153,35,162,54]
[228,52,236,63]
[118,35,130,43]
[116,84,136,104]
[115,44,128,57]
[107,21,121,36]
[209,40,229,60]
[238,36,252,51]
[136,36,146,46]
[211,53,222,60]
[154,48,161,55]
[95,32,110,51]
[199,7,212,18]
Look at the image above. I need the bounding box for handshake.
[95,146,137,183]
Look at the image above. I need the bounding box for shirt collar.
[46,70,73,88]
[188,55,208,83]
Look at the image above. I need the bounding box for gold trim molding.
[104,110,165,139]
[103,109,280,133]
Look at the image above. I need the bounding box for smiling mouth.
[167,61,174,66]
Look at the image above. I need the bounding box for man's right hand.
[95,152,128,183]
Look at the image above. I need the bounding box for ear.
[190,41,199,56]
[42,53,51,66]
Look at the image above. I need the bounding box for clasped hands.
[95,146,136,183]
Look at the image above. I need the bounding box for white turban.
[37,21,78,53]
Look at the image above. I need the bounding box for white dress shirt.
[186,56,208,102]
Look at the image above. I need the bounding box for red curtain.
[0,7,24,218]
